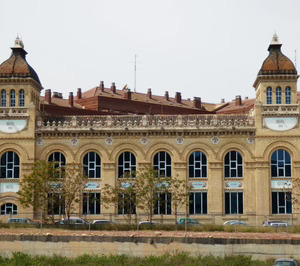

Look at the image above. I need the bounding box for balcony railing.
[0,107,29,117]
[261,104,299,116]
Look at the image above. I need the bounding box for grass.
[0,252,276,266]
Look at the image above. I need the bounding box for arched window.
[83,152,101,178]
[118,152,136,178]
[153,151,172,177]
[189,151,207,178]
[286,87,291,104]
[10,90,16,107]
[276,87,282,104]
[266,87,272,104]
[0,151,20,178]
[224,151,243,178]
[19,89,25,107]
[48,152,66,178]
[1,90,6,107]
[1,203,17,215]
[271,149,291,178]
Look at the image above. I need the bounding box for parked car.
[274,258,299,266]
[178,218,200,226]
[223,220,248,226]
[55,217,89,225]
[263,221,288,227]
[8,218,36,224]
[139,221,158,226]
[92,220,116,225]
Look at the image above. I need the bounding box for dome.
[0,37,41,85]
[258,34,297,75]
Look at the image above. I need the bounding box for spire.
[268,33,282,52]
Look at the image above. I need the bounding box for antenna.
[134,55,137,92]
[295,50,297,69]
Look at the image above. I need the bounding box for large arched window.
[1,90,6,107]
[10,90,16,107]
[83,152,101,178]
[286,87,291,104]
[0,151,20,178]
[1,203,17,215]
[153,151,172,177]
[271,149,291,178]
[276,87,282,104]
[266,87,272,104]
[118,152,136,178]
[48,152,66,178]
[19,89,25,107]
[224,151,243,178]
[189,151,207,178]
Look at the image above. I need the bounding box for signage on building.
[190,181,208,189]
[85,182,101,190]
[0,183,19,193]
[0,120,27,133]
[121,182,132,188]
[271,180,292,189]
[264,117,298,131]
[225,181,243,189]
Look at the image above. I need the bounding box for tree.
[17,160,60,222]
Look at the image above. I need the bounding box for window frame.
[271,149,292,178]
[154,192,172,215]
[118,192,136,215]
[272,191,292,214]
[189,192,208,215]
[48,152,66,178]
[1,90,6,107]
[48,193,65,215]
[82,192,101,215]
[10,90,16,107]
[286,87,291,104]
[19,89,25,107]
[266,87,272,104]
[189,151,207,178]
[276,87,282,104]
[225,192,244,215]
[0,203,18,215]
[153,151,172,177]
[0,151,20,179]
[118,151,136,178]
[83,152,101,178]
[224,151,243,178]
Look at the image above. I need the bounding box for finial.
[12,36,24,49]
[270,33,280,45]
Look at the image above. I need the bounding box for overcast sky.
[1,0,300,103]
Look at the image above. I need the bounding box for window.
[1,90,6,107]
[1,203,17,215]
[48,152,66,178]
[272,191,292,214]
[189,151,207,178]
[83,152,101,178]
[224,151,243,178]
[153,151,172,177]
[0,151,20,178]
[10,90,16,107]
[48,193,65,215]
[118,193,136,215]
[271,150,291,178]
[189,192,207,215]
[225,192,243,214]
[154,192,172,215]
[276,87,282,104]
[286,87,291,104]
[118,152,136,178]
[83,193,101,215]
[19,89,25,106]
[266,87,272,104]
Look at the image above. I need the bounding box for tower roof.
[258,34,297,75]
[0,37,41,85]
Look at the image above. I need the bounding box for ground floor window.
[48,193,65,215]
[118,193,136,215]
[225,192,243,214]
[189,192,207,215]
[154,192,172,215]
[1,203,17,215]
[272,191,292,214]
[83,192,101,215]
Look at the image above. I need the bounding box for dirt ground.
[0,228,299,240]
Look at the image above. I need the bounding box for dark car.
[55,218,89,225]
[8,218,36,224]
[92,220,116,225]
[274,258,298,266]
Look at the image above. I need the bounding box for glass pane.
[14,154,19,165]
[96,154,100,165]
[14,167,19,178]
[189,193,194,215]
[278,192,285,206]
[166,153,171,165]
[271,165,277,177]
[271,152,277,164]
[238,193,243,214]
[154,154,158,165]
[131,154,136,165]
[195,193,202,214]
[231,169,236,177]
[202,153,207,164]
[96,167,101,178]
[195,152,200,161]
[189,166,194,178]
[90,152,95,161]
[225,154,229,164]
[237,153,242,164]
[231,193,237,214]
[238,166,242,177]
[203,193,207,214]
[160,152,165,161]
[278,150,284,160]
[83,154,88,165]
[202,166,207,178]
[231,151,236,161]
[166,166,171,177]
[119,154,123,165]
[125,152,130,161]
[195,169,201,177]
[225,166,229,178]
[189,153,194,164]
[285,165,291,177]
[285,151,291,163]
[225,193,230,214]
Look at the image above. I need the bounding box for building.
[0,34,298,225]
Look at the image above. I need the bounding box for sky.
[1,0,300,103]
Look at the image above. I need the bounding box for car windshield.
[275,261,296,266]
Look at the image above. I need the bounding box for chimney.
[165,91,169,101]
[193,97,202,108]
[221,98,225,103]
[175,92,181,104]
[100,81,104,92]
[45,89,51,104]
[235,95,242,106]
[69,92,74,107]
[111,82,116,93]
[77,88,82,99]
[125,89,131,100]
[147,88,152,99]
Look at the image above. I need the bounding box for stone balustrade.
[261,104,299,116]
[0,107,29,117]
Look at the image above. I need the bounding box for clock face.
[263,117,298,131]
[0,120,27,133]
